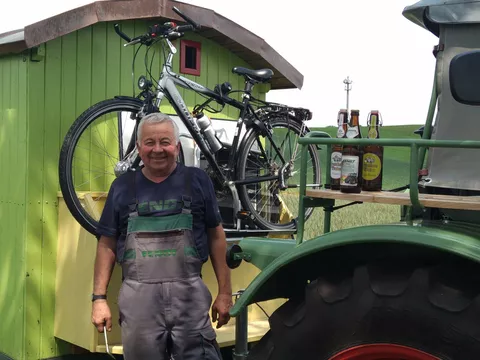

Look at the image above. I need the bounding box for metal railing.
[297,131,480,245]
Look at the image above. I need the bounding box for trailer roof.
[403,0,480,36]
[0,0,303,90]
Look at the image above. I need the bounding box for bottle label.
[346,126,359,138]
[330,151,342,179]
[368,127,378,139]
[340,155,359,186]
[337,127,345,138]
[362,153,382,181]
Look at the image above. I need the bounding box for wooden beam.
[305,189,480,211]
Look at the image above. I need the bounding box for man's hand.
[211,293,233,329]
[91,236,116,333]
[91,300,112,333]
[208,225,233,329]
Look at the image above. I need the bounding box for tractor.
[226,1,480,359]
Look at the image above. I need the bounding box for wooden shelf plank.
[305,189,480,211]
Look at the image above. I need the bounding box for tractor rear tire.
[247,254,480,360]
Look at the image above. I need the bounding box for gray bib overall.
[118,169,222,360]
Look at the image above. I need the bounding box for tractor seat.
[232,67,274,83]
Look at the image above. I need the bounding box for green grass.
[299,125,420,240]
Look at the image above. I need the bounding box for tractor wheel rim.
[328,343,440,360]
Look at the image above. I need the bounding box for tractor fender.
[230,221,480,317]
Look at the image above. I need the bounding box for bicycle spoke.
[74,172,114,189]
[238,117,320,230]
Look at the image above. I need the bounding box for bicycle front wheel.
[59,97,144,235]
[236,116,321,231]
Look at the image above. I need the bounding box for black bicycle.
[58,6,321,235]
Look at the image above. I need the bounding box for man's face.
[137,121,180,174]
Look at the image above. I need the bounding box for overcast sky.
[0,0,438,127]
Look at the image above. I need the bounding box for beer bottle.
[340,110,363,193]
[362,110,384,191]
[330,109,348,190]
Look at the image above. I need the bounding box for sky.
[0,0,439,127]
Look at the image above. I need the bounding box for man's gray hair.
[136,113,180,144]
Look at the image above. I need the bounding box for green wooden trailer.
[0,1,302,359]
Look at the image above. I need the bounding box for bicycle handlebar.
[114,23,132,42]
[113,6,200,46]
[172,6,201,30]
[176,24,195,33]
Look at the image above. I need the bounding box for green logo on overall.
[140,247,198,258]
[138,199,180,213]
[142,249,177,258]
[125,247,198,259]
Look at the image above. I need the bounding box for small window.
[180,40,201,76]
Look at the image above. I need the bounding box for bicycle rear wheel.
[236,116,321,230]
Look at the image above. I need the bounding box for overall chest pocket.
[133,230,187,283]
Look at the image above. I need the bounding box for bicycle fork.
[227,181,243,231]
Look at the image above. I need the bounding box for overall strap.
[127,170,138,218]
[181,166,193,214]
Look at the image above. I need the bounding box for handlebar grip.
[168,32,184,41]
[114,24,131,42]
[175,25,194,33]
[172,6,201,30]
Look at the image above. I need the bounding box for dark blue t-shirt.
[96,163,222,262]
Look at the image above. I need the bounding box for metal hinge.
[433,44,444,58]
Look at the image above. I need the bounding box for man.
[91,112,233,359]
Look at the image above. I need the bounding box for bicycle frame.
[149,38,287,189]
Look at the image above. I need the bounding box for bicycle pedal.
[236,210,250,220]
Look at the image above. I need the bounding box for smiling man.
[91,112,232,359]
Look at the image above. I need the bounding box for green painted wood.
[60,32,78,145]
[91,23,109,192]
[132,19,149,98]
[75,27,93,193]
[17,52,28,360]
[42,38,63,357]
[206,38,219,99]
[119,21,136,97]
[0,54,27,360]
[105,23,121,99]
[25,44,46,360]
[192,32,207,112]
[217,40,231,119]
[91,23,108,104]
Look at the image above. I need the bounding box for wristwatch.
[92,294,107,302]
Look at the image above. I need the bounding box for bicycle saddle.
[232,67,274,83]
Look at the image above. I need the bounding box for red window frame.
[180,39,201,76]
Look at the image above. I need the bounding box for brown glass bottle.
[340,110,363,193]
[330,109,348,190]
[362,110,384,191]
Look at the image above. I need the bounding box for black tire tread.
[248,254,480,360]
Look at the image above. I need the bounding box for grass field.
[299,124,421,240]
